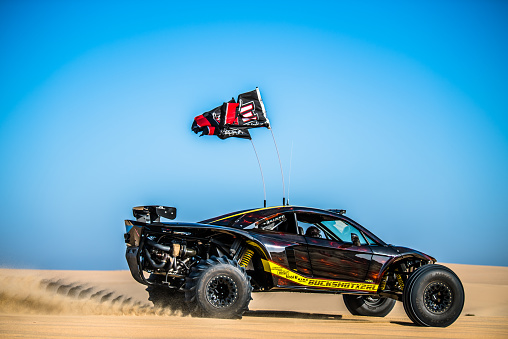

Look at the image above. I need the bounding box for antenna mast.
[287,140,293,205]
[250,139,267,207]
[270,128,286,206]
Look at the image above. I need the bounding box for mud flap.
[125,247,146,285]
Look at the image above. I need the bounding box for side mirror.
[351,233,361,247]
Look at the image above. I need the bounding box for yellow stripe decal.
[263,259,378,292]
[210,206,287,223]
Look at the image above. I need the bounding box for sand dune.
[1,263,507,338]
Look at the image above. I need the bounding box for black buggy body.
[124,205,464,327]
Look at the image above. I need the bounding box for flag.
[192,101,251,140]
[191,87,268,140]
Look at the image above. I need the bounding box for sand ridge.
[0,263,507,338]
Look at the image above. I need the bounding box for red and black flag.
[192,87,268,140]
[192,101,251,140]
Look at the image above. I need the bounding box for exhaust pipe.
[146,238,171,252]
[143,248,168,269]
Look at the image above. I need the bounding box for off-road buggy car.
[124,205,464,327]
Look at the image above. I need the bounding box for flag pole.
[250,138,267,208]
[287,140,293,205]
[270,128,286,206]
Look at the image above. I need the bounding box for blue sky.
[1,1,507,269]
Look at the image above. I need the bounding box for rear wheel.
[343,294,396,317]
[403,264,464,327]
[185,256,252,319]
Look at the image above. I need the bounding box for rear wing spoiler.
[132,205,176,223]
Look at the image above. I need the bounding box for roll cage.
[202,206,386,246]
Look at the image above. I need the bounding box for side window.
[297,221,328,239]
[295,213,333,239]
[321,220,368,245]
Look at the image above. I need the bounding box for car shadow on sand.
[244,310,366,322]
[244,311,417,326]
[389,320,419,327]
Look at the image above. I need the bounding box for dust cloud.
[0,275,178,316]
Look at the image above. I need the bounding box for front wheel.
[403,264,464,327]
[343,294,396,317]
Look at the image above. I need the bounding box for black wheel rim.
[206,275,238,308]
[423,281,452,314]
[362,295,385,307]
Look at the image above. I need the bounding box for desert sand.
[0,263,507,338]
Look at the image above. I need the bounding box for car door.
[296,212,373,282]
[238,210,313,277]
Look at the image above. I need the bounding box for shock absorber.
[240,248,254,268]
[379,274,388,291]
[396,273,405,290]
